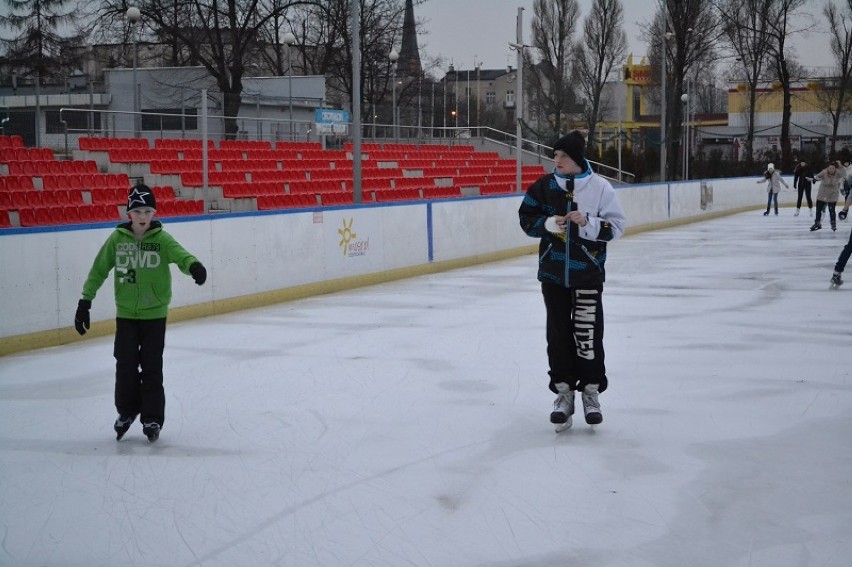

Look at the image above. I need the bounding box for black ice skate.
[830,272,844,289]
[840,209,848,220]
[810,222,822,231]
[114,415,136,441]
[142,422,161,443]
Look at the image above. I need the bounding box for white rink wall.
[0,176,793,341]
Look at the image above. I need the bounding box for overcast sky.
[415,0,833,76]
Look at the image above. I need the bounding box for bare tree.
[716,0,775,167]
[761,0,812,170]
[648,0,719,180]
[572,0,627,155]
[82,0,317,138]
[527,0,581,137]
[820,0,852,156]
[288,0,405,123]
[0,0,85,80]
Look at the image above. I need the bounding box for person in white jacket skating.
[518,131,627,431]
[756,163,788,216]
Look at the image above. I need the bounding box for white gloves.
[545,216,565,234]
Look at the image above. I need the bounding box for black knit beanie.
[127,184,157,212]
[552,131,586,167]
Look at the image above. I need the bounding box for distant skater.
[812,161,843,232]
[792,160,814,216]
[830,225,852,288]
[839,161,852,221]
[756,163,788,216]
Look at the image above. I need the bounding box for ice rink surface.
[1,211,850,567]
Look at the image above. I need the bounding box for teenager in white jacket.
[518,131,627,431]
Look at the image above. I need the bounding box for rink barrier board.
[0,177,806,355]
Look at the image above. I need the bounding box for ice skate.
[114,414,136,441]
[550,384,574,432]
[142,422,161,443]
[581,384,603,425]
[763,211,769,216]
[840,209,848,220]
[810,222,822,231]
[809,208,813,217]
[794,208,800,216]
[830,271,844,289]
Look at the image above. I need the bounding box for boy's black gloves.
[74,299,91,335]
[189,262,207,285]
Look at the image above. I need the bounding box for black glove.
[74,299,91,336]
[189,262,207,285]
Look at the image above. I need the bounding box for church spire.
[397,0,422,78]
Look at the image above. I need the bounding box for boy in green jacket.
[74,185,207,442]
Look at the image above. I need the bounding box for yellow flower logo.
[338,218,356,256]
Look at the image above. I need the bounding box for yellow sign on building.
[623,57,653,86]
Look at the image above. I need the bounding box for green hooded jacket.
[81,221,199,319]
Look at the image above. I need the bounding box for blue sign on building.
[315,109,350,125]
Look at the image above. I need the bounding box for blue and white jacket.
[518,161,627,288]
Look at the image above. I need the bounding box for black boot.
[114,415,136,441]
[810,222,822,231]
[142,422,161,443]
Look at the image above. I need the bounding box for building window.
[141,108,198,131]
[486,91,496,106]
[46,108,102,134]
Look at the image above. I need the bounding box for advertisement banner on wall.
[315,108,350,135]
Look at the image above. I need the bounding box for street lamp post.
[681,92,689,180]
[466,66,471,129]
[126,6,141,138]
[389,48,399,141]
[509,6,527,192]
[281,31,296,141]
[660,31,672,181]
[618,78,623,183]
[442,70,447,137]
[475,62,481,134]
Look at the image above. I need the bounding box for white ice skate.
[550,384,574,433]
[582,384,603,426]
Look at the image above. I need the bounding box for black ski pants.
[815,200,837,226]
[541,282,608,394]
[835,226,852,273]
[796,182,813,209]
[114,317,167,427]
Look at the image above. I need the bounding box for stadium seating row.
[3,159,98,176]
[17,204,123,227]
[0,134,25,149]
[6,198,205,228]
[0,147,55,162]
[0,185,178,210]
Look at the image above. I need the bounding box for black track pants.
[114,318,167,426]
[541,282,608,394]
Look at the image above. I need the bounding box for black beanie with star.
[127,184,156,212]
[552,130,586,167]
